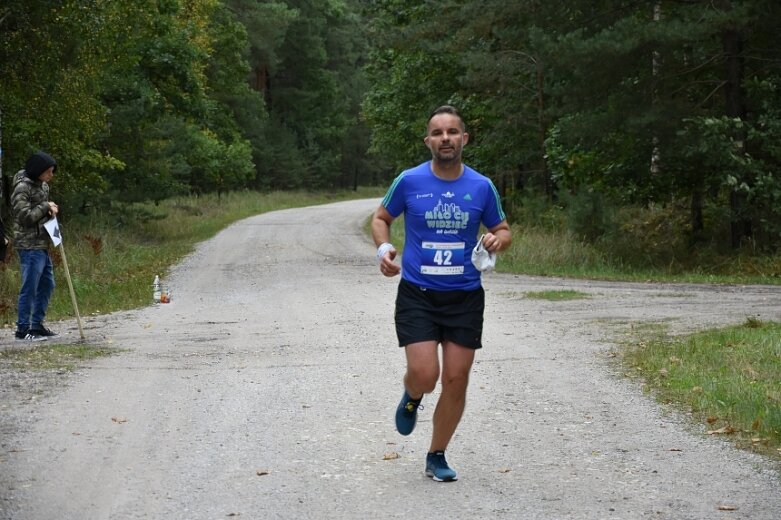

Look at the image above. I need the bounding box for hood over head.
[24,151,57,180]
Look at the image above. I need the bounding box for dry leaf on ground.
[707,426,737,435]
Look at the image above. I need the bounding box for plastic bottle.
[153,275,161,303]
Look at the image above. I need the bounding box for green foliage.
[598,202,693,269]
[361,1,468,176]
[261,0,366,188]
[0,0,122,198]
[559,189,616,243]
[3,1,781,256]
[1,0,377,212]
[363,0,781,251]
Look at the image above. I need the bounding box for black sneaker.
[29,325,58,337]
[15,329,48,342]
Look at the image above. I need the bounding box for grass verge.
[617,318,781,459]
[0,343,118,371]
[523,290,591,301]
[502,226,781,284]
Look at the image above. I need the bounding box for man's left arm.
[483,221,512,253]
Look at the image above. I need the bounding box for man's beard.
[434,147,460,162]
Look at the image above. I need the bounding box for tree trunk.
[721,4,751,248]
[690,188,704,236]
[650,3,661,177]
[535,59,553,199]
[253,65,271,107]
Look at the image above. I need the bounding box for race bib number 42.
[420,241,465,275]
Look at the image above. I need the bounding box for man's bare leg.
[429,341,475,452]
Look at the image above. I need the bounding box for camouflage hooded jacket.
[11,170,52,250]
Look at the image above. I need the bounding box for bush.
[597,201,690,269]
[559,189,616,242]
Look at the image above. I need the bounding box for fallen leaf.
[256,470,270,476]
[669,448,683,452]
[498,467,511,473]
[706,416,719,424]
[111,416,128,424]
[717,504,738,511]
[707,426,736,435]
[382,452,400,461]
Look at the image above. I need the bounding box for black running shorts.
[394,278,485,349]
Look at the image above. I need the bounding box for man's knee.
[441,371,470,395]
[407,365,439,394]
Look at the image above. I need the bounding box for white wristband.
[377,242,394,264]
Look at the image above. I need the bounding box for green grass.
[0,343,118,371]
[501,226,781,284]
[618,318,781,459]
[523,290,591,301]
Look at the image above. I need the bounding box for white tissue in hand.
[471,234,496,272]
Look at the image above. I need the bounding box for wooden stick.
[58,243,85,340]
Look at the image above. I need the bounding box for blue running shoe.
[425,451,458,482]
[395,390,422,436]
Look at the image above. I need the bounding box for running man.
[372,105,512,482]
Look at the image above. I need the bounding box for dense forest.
[2,0,780,253]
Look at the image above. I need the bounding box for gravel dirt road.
[1,198,780,520]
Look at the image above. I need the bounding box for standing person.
[372,105,512,482]
[11,150,60,341]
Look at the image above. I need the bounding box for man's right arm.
[11,184,49,227]
[372,205,401,277]
[372,205,394,246]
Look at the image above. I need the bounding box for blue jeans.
[16,249,55,330]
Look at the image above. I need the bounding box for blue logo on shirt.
[425,199,470,234]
